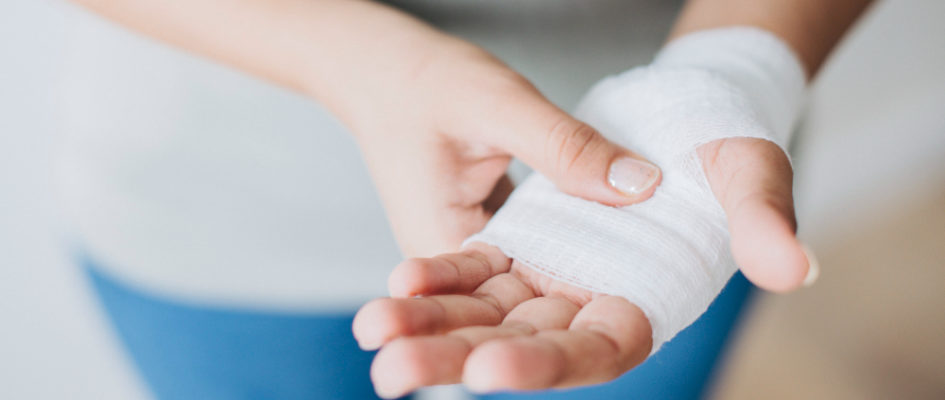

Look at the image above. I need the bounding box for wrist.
[654,27,807,146]
[295,2,460,133]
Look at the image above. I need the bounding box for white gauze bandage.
[467,27,806,351]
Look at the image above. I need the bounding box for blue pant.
[83,254,754,400]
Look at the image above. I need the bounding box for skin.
[354,0,872,396]
[70,0,660,257]
[69,0,872,396]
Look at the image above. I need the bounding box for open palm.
[353,242,652,398]
[353,138,811,398]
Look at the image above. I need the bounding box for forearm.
[670,0,873,78]
[70,0,453,121]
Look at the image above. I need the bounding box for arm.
[671,0,873,77]
[70,0,453,124]
[70,0,660,257]
[354,0,874,397]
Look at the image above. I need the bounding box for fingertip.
[353,300,387,350]
[512,109,661,208]
[463,339,558,392]
[371,340,422,399]
[730,201,809,293]
[548,155,662,209]
[387,267,411,299]
[388,258,434,298]
[735,233,809,293]
[605,155,662,205]
[353,299,412,351]
[372,337,469,398]
[557,154,663,208]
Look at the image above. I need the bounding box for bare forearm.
[670,0,873,78]
[70,0,452,120]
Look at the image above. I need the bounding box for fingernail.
[801,244,820,287]
[608,156,660,196]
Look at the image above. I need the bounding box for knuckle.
[546,118,603,177]
[704,137,794,213]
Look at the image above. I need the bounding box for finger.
[387,243,511,298]
[486,91,661,206]
[353,273,535,350]
[699,137,814,292]
[371,336,471,399]
[370,297,579,398]
[462,296,651,392]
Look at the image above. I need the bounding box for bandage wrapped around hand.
[467,27,806,352]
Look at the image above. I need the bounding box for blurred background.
[1,0,943,399]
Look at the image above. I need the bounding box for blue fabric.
[474,273,755,400]
[82,253,752,400]
[82,256,400,400]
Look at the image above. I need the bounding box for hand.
[70,0,661,259]
[345,36,661,257]
[354,242,652,398]
[353,137,807,397]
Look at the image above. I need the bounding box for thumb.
[494,97,661,206]
[699,137,818,293]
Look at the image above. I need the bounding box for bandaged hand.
[353,27,817,397]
